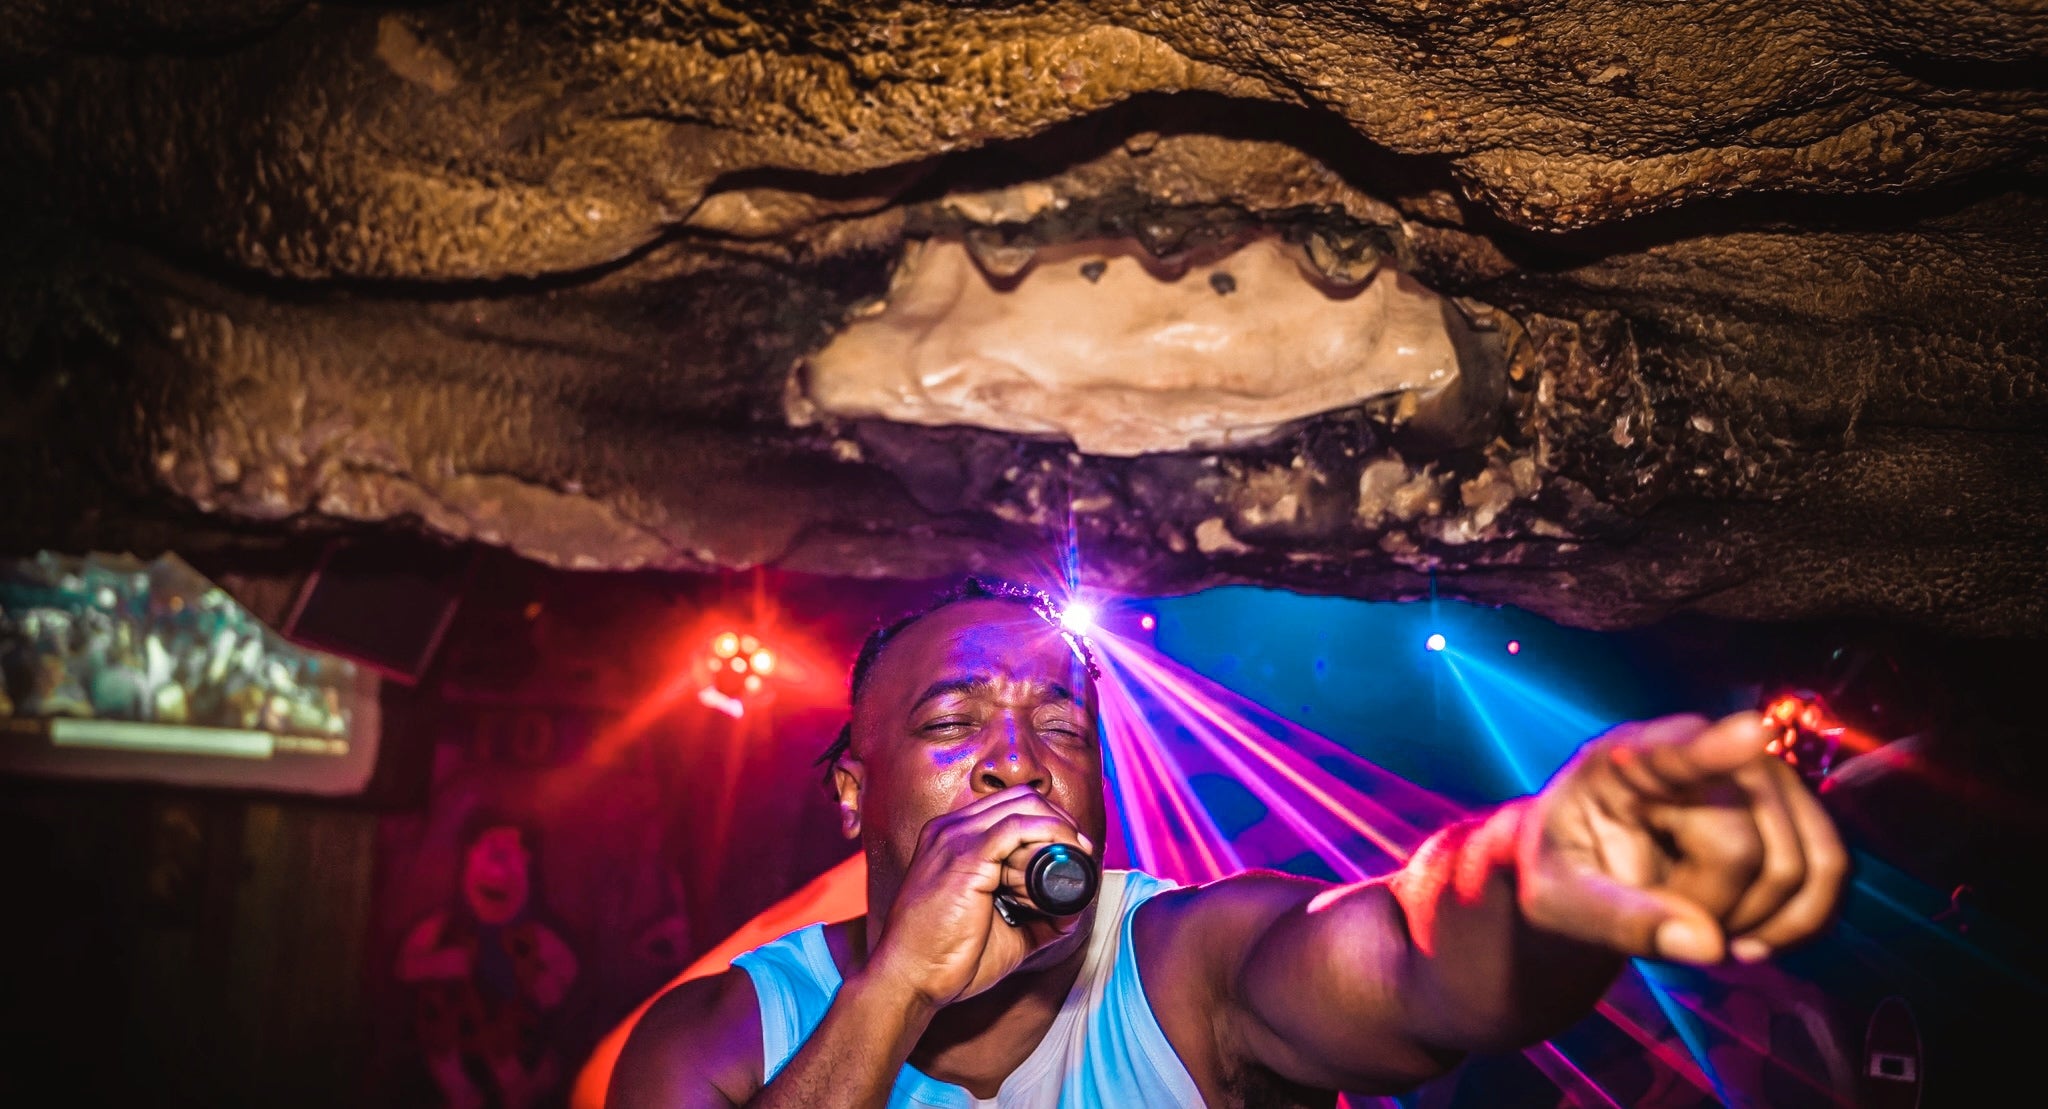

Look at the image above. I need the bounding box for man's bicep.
[608,970,764,1109]
[1230,878,1464,1093]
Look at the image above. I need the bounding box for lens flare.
[1060,602,1098,635]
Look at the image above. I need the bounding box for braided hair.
[815,576,1101,786]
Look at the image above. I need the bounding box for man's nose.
[974,720,1048,795]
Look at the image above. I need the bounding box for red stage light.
[704,628,782,708]
[1760,691,1886,786]
[1506,640,1521,655]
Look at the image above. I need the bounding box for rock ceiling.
[1,1,2043,633]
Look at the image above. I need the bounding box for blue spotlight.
[1425,633,1447,652]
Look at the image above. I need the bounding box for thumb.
[1526,864,1727,965]
[1632,711,1773,794]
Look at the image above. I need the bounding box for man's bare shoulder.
[1137,869,1333,964]
[608,968,764,1109]
[1132,871,1341,1107]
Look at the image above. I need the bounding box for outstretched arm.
[1214,711,1848,1093]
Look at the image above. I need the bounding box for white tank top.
[732,870,1205,1107]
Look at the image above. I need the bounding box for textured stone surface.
[800,237,1487,455]
[1,1,2043,634]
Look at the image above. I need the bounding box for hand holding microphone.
[866,784,1102,1006]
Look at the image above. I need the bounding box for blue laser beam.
[1440,651,1538,793]
[1633,961,1736,1108]
[1442,645,1615,741]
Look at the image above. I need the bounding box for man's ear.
[831,756,864,840]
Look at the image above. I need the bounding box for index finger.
[943,783,1072,824]
[933,787,1087,848]
[1615,711,1775,795]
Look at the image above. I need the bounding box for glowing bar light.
[50,718,275,759]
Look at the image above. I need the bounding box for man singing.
[611,579,1846,1107]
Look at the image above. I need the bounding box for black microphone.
[993,843,1100,926]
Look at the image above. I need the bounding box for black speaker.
[281,539,472,684]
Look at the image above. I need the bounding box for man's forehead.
[878,600,1089,692]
